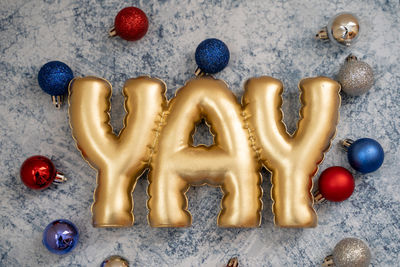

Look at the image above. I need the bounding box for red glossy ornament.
[318,166,355,202]
[110,7,148,41]
[20,156,58,190]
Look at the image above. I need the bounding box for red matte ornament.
[20,155,57,190]
[110,7,148,41]
[318,166,355,202]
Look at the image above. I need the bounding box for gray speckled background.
[1,0,399,266]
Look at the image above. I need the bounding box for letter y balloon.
[68,76,167,227]
[68,75,340,228]
[243,77,341,227]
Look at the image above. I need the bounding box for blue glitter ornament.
[195,38,230,74]
[343,138,384,173]
[42,219,79,255]
[38,61,73,108]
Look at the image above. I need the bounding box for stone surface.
[0,0,399,266]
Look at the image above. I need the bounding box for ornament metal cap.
[51,95,63,109]
[341,138,354,152]
[109,27,117,37]
[194,67,206,77]
[322,255,334,267]
[53,171,67,184]
[316,12,360,47]
[313,190,326,204]
[226,257,239,267]
[345,54,358,62]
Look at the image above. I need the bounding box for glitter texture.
[114,7,148,41]
[337,59,374,96]
[195,38,230,74]
[333,238,371,267]
[37,61,74,96]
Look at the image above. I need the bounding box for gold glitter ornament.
[323,238,371,267]
[337,55,374,96]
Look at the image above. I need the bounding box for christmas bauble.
[42,219,79,255]
[318,166,355,202]
[316,12,360,47]
[195,38,230,74]
[344,138,384,173]
[101,255,129,267]
[110,7,148,41]
[20,155,57,190]
[333,238,371,267]
[337,55,374,96]
[38,61,73,96]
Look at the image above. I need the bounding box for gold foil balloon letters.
[148,77,262,227]
[243,77,341,227]
[68,75,340,228]
[69,76,167,227]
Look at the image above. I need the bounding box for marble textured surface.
[1,0,399,266]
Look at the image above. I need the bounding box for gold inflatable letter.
[69,76,167,227]
[242,77,341,227]
[148,76,262,227]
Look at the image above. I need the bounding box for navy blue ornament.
[42,219,79,255]
[195,38,230,75]
[343,138,384,173]
[38,61,73,108]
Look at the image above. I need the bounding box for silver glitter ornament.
[316,12,360,47]
[337,55,374,96]
[101,255,129,267]
[323,238,371,267]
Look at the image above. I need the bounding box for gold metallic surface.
[316,13,360,47]
[101,255,129,267]
[68,76,167,227]
[69,75,340,228]
[148,76,262,227]
[243,76,341,227]
[330,13,359,45]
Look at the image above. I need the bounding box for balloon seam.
[146,110,169,166]
[240,109,262,162]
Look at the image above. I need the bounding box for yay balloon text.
[68,76,341,228]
